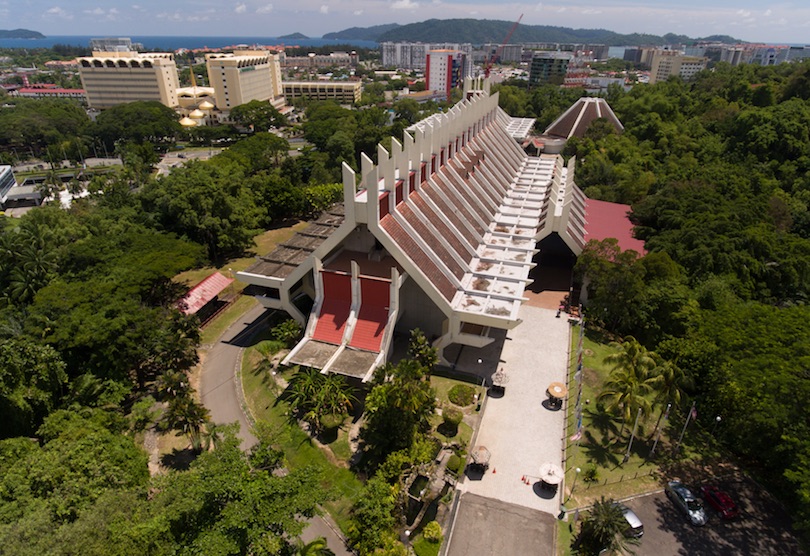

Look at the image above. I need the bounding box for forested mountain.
[0,29,45,39]
[323,23,400,41]
[324,19,741,45]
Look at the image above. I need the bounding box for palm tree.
[648,355,690,440]
[599,337,657,437]
[574,497,640,556]
[296,537,335,556]
[163,395,211,453]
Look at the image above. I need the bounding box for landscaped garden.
[238,325,487,555]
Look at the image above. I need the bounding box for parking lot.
[621,475,805,555]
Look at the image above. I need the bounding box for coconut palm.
[573,497,640,556]
[599,337,657,437]
[163,395,211,453]
[648,355,691,440]
[296,537,335,556]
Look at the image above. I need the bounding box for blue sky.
[2,0,808,44]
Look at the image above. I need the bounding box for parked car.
[700,485,740,519]
[617,504,644,538]
[665,480,708,526]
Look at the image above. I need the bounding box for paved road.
[622,475,805,556]
[199,303,266,449]
[198,302,353,555]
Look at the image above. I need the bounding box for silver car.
[665,480,708,526]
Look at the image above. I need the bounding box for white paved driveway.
[458,305,571,515]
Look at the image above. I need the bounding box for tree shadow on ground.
[581,429,621,468]
[585,405,620,438]
[161,447,196,471]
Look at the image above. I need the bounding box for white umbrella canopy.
[539,462,564,485]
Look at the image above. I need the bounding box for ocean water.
[0,35,378,51]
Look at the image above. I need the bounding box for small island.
[0,28,46,39]
[278,32,309,40]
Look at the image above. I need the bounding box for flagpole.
[624,407,642,463]
[674,401,695,455]
[649,402,671,457]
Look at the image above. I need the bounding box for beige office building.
[282,81,362,104]
[649,51,707,84]
[205,50,284,112]
[78,51,180,109]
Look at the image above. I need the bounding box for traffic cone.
[492,467,496,474]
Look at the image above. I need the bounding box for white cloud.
[257,3,273,14]
[535,2,542,11]
[235,3,246,13]
[45,6,73,19]
[353,9,363,15]
[392,0,418,9]
[84,7,104,15]
[764,9,772,17]
[581,8,602,15]
[737,9,751,17]
[157,11,183,22]
[320,4,329,13]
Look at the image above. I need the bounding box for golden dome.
[189,109,205,119]
[179,116,197,127]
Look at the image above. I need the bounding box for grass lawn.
[431,375,484,409]
[563,326,663,509]
[557,518,576,556]
[240,345,363,532]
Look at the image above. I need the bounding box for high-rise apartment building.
[205,50,284,112]
[528,52,572,86]
[381,42,473,70]
[426,50,469,100]
[78,51,180,109]
[648,51,707,84]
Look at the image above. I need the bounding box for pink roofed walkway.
[177,272,234,315]
[584,198,646,254]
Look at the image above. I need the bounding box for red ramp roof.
[584,199,646,254]
[177,272,233,315]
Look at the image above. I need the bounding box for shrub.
[448,384,476,406]
[422,521,443,544]
[442,407,463,427]
[271,319,303,348]
[447,454,466,475]
[583,464,600,483]
[446,454,462,475]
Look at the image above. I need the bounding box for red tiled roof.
[177,272,233,315]
[584,199,646,254]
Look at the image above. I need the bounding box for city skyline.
[2,0,809,45]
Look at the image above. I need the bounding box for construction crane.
[484,13,523,78]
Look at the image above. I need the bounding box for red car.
[700,485,740,519]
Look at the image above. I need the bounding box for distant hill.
[0,28,45,39]
[324,19,741,46]
[279,32,309,40]
[323,23,400,41]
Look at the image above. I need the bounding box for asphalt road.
[199,303,267,449]
[198,302,353,555]
[445,493,556,556]
[622,475,805,556]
